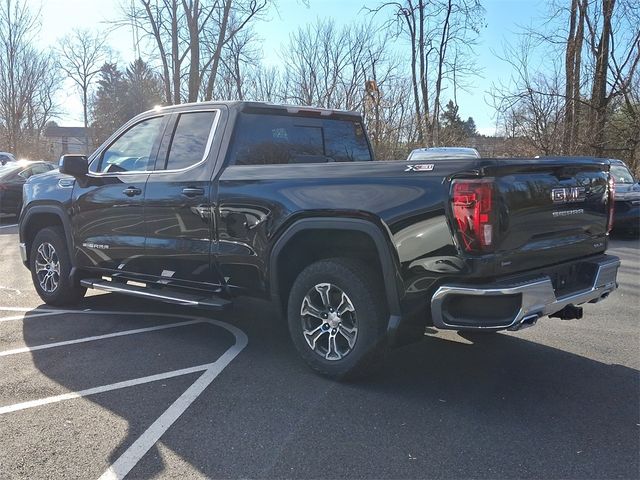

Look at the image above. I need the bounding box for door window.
[162,111,217,171]
[18,168,33,179]
[98,116,164,173]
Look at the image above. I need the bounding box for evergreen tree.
[123,59,165,120]
[440,100,478,145]
[91,63,126,144]
[91,59,164,145]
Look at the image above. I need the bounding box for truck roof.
[149,101,362,119]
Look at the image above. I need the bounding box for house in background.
[43,125,91,161]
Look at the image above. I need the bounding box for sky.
[38,0,548,135]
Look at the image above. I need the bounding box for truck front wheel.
[30,227,86,306]
[287,258,387,379]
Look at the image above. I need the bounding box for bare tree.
[120,0,269,105]
[490,37,565,155]
[491,0,639,164]
[563,0,586,154]
[369,0,484,146]
[0,0,62,157]
[58,29,111,152]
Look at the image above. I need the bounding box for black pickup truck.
[18,101,620,377]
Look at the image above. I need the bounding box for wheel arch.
[20,204,74,265]
[268,217,403,334]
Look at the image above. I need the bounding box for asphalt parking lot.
[1,215,638,479]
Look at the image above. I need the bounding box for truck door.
[143,107,225,289]
[72,115,166,273]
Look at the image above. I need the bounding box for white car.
[0,151,17,166]
[407,147,480,161]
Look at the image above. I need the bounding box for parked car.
[18,101,620,378]
[0,151,17,166]
[0,161,56,215]
[407,146,480,161]
[610,158,640,235]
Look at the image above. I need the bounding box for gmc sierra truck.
[18,101,620,378]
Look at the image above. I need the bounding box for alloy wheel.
[35,242,60,293]
[300,283,358,361]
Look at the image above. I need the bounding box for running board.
[80,279,231,310]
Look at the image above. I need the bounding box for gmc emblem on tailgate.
[551,187,586,203]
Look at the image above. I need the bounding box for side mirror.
[59,154,88,177]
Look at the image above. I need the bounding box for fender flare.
[20,204,75,264]
[268,217,403,335]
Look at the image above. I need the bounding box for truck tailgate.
[488,158,611,272]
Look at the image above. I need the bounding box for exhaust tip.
[508,314,539,331]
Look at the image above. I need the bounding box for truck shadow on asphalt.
[20,293,640,479]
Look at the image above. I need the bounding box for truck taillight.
[451,179,495,252]
[607,175,615,233]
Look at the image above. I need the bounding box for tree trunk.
[171,0,181,104]
[83,85,89,153]
[417,0,429,143]
[141,0,172,103]
[590,0,615,156]
[185,0,201,102]
[204,0,232,101]
[431,0,452,147]
[571,0,586,153]
[563,0,578,154]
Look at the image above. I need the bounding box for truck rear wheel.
[30,227,86,306]
[287,258,387,379]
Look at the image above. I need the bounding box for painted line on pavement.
[98,329,247,480]
[0,223,17,229]
[0,308,248,480]
[0,311,67,323]
[0,320,201,356]
[0,363,212,415]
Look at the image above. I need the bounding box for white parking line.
[99,329,246,480]
[0,311,66,323]
[0,306,66,312]
[0,308,248,480]
[0,363,211,415]
[0,319,202,356]
[0,223,17,229]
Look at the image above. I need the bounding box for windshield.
[611,165,635,184]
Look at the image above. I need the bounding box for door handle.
[181,187,205,197]
[122,186,142,197]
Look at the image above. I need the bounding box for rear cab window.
[228,113,372,165]
[160,111,217,171]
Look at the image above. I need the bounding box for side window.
[31,164,52,176]
[98,116,164,173]
[163,111,216,170]
[231,114,325,165]
[324,120,372,162]
[229,113,372,165]
[18,168,33,179]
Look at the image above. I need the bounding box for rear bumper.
[431,254,620,331]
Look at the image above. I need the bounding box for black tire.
[30,226,86,306]
[287,258,388,379]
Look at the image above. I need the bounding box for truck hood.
[615,182,640,200]
[23,169,75,205]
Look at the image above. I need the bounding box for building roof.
[44,126,90,138]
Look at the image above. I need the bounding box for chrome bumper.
[19,242,28,263]
[431,255,620,330]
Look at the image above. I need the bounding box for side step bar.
[80,279,231,310]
